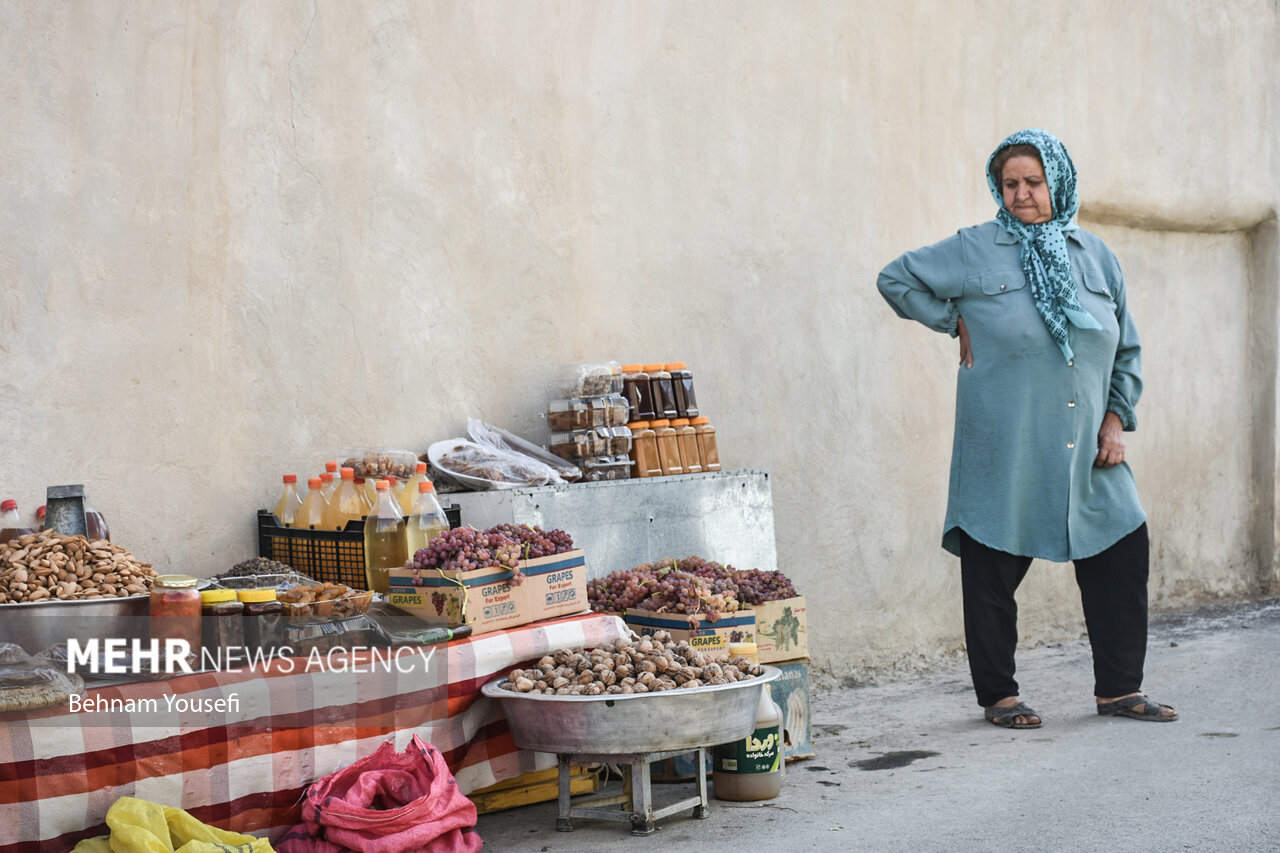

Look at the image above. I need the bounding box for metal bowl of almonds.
[0,594,151,655]
[0,532,157,654]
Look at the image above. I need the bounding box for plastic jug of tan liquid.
[713,684,784,801]
[291,477,327,530]
[273,475,303,526]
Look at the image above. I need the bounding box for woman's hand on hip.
[1095,411,1125,467]
[957,316,973,369]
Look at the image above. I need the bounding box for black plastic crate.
[256,505,462,590]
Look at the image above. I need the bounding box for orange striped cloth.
[0,612,627,852]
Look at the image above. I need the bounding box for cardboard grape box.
[520,549,589,623]
[386,564,529,636]
[749,596,808,664]
[623,608,756,655]
[771,657,815,761]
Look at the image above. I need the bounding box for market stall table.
[0,612,627,852]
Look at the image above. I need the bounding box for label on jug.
[713,724,781,774]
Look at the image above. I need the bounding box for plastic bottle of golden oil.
[404,480,450,557]
[363,480,407,595]
[713,684,784,801]
[398,461,430,514]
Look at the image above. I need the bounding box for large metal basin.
[481,665,780,755]
[0,595,149,654]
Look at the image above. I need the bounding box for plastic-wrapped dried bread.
[467,417,581,483]
[427,439,560,490]
[0,644,84,711]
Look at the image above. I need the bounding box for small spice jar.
[671,418,703,474]
[628,421,662,478]
[607,425,633,455]
[201,588,245,666]
[645,363,678,420]
[691,416,721,472]
[622,364,655,421]
[651,419,685,476]
[548,398,591,431]
[665,362,699,419]
[238,588,285,659]
[150,575,202,659]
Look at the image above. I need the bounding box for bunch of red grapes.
[487,524,575,560]
[406,526,524,584]
[405,525,576,586]
[587,556,797,624]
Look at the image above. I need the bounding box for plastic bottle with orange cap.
[405,479,450,557]
[364,479,408,594]
[274,475,303,526]
[291,477,328,530]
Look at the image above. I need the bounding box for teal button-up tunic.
[878,220,1146,561]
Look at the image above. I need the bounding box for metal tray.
[481,665,780,755]
[0,594,149,655]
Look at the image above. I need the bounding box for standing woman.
[877,128,1176,728]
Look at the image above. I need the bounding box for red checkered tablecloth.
[0,612,628,852]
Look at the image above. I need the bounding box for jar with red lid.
[150,574,203,659]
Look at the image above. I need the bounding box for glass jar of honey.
[150,575,202,659]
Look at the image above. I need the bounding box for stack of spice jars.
[545,362,633,481]
[621,363,720,479]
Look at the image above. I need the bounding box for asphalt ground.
[475,598,1280,852]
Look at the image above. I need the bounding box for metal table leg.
[552,748,714,835]
[629,759,656,835]
[693,747,710,819]
[556,754,574,832]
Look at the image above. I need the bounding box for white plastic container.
[713,684,784,801]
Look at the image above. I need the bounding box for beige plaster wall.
[1,1,1276,679]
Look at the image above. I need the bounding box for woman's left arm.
[1096,251,1142,467]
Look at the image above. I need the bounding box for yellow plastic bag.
[72,795,274,853]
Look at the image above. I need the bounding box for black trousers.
[958,523,1149,708]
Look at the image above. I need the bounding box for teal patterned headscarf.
[986,128,1101,362]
